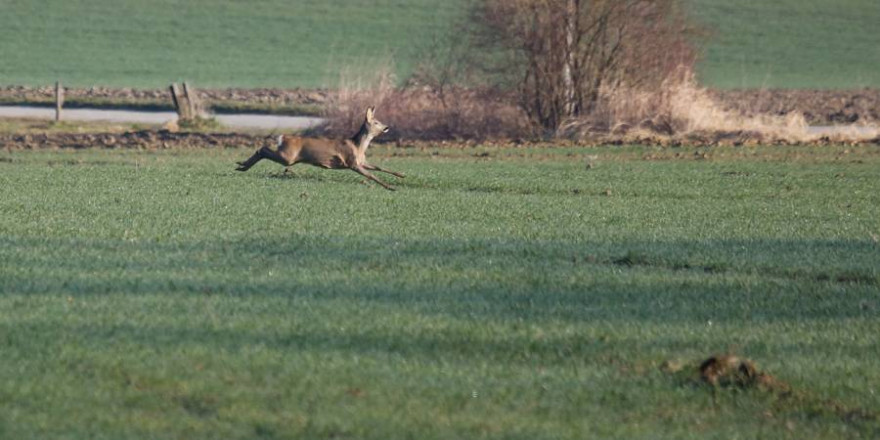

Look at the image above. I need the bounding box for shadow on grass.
[256,167,565,195]
[2,234,877,326]
[2,234,878,435]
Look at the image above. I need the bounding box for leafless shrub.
[320,0,879,143]
[470,0,697,132]
[319,66,532,141]
[319,0,698,141]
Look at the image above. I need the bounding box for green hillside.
[0,0,878,89]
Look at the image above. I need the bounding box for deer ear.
[366,107,375,122]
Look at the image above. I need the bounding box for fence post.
[169,83,180,115]
[170,82,204,121]
[55,81,64,122]
[182,82,201,118]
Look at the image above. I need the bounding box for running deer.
[235,107,404,190]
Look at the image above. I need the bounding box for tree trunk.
[562,0,578,119]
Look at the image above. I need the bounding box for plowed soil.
[710,89,880,124]
[0,131,264,150]
[2,129,878,151]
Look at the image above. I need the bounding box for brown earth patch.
[710,89,880,125]
[698,355,788,391]
[0,85,330,115]
[0,85,330,106]
[583,131,880,147]
[0,130,267,150]
[663,354,880,427]
[2,130,879,151]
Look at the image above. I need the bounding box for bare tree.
[471,0,696,131]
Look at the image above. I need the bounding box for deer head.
[364,107,390,138]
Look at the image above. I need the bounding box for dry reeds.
[561,70,880,144]
[319,67,532,141]
[320,67,879,145]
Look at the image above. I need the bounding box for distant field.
[1,0,878,89]
[0,0,466,89]
[688,0,880,89]
[1,145,878,438]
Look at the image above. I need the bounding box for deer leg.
[235,149,264,171]
[364,163,405,178]
[353,166,396,191]
[257,146,296,167]
[237,146,296,172]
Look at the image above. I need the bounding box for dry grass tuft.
[561,71,880,144]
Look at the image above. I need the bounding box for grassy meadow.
[1,144,878,438]
[2,0,879,89]
[0,0,466,89]
[688,0,880,89]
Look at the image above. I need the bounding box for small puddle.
[0,105,324,130]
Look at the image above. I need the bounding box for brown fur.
[235,107,403,190]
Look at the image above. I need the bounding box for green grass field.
[1,0,878,89]
[1,144,878,438]
[0,0,465,89]
[688,0,880,89]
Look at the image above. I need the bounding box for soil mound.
[698,355,788,391]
